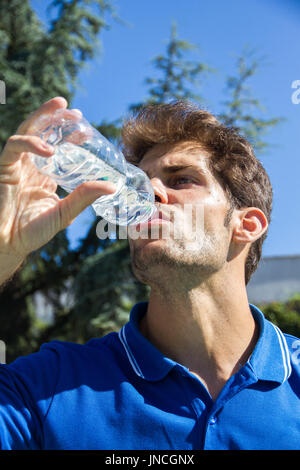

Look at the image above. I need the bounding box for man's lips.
[136,208,171,230]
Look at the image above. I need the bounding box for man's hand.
[0,97,116,284]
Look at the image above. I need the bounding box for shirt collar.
[119,302,292,384]
[247,303,292,384]
[118,302,177,381]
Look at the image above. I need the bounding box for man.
[0,97,299,450]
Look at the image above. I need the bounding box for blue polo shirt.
[0,302,299,450]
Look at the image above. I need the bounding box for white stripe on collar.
[272,324,292,383]
[118,326,145,379]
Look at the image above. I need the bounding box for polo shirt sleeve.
[0,343,60,450]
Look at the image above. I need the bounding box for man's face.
[128,141,234,288]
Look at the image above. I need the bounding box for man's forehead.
[139,141,210,174]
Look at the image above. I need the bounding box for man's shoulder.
[4,331,123,380]
[283,332,300,374]
[283,331,300,345]
[41,332,118,352]
[38,331,123,364]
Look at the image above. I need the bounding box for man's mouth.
[135,207,171,231]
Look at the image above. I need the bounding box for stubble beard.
[129,229,227,295]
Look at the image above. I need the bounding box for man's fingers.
[0,135,54,165]
[16,96,68,135]
[58,181,117,229]
[1,97,84,166]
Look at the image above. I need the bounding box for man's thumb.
[58,180,117,228]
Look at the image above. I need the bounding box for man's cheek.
[175,203,205,249]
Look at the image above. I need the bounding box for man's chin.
[128,235,174,260]
[130,236,184,269]
[129,242,175,286]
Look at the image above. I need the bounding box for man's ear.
[232,207,268,244]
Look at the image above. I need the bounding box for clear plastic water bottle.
[31,108,156,225]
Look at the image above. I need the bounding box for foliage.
[218,47,283,153]
[129,22,214,112]
[259,295,300,338]
[0,0,115,149]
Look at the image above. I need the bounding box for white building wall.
[247,256,300,304]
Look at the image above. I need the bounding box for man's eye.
[172,177,195,187]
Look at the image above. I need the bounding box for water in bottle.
[31,108,156,225]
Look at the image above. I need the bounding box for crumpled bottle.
[31,108,156,225]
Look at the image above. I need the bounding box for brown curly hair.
[121,100,273,285]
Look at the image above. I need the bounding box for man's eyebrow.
[164,165,195,173]
[144,164,208,179]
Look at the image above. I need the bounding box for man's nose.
[151,178,168,204]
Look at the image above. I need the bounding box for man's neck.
[139,275,259,400]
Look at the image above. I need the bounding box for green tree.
[130,22,213,113]
[0,0,115,148]
[219,48,282,153]
[260,295,300,338]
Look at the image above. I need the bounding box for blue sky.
[30,0,300,257]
